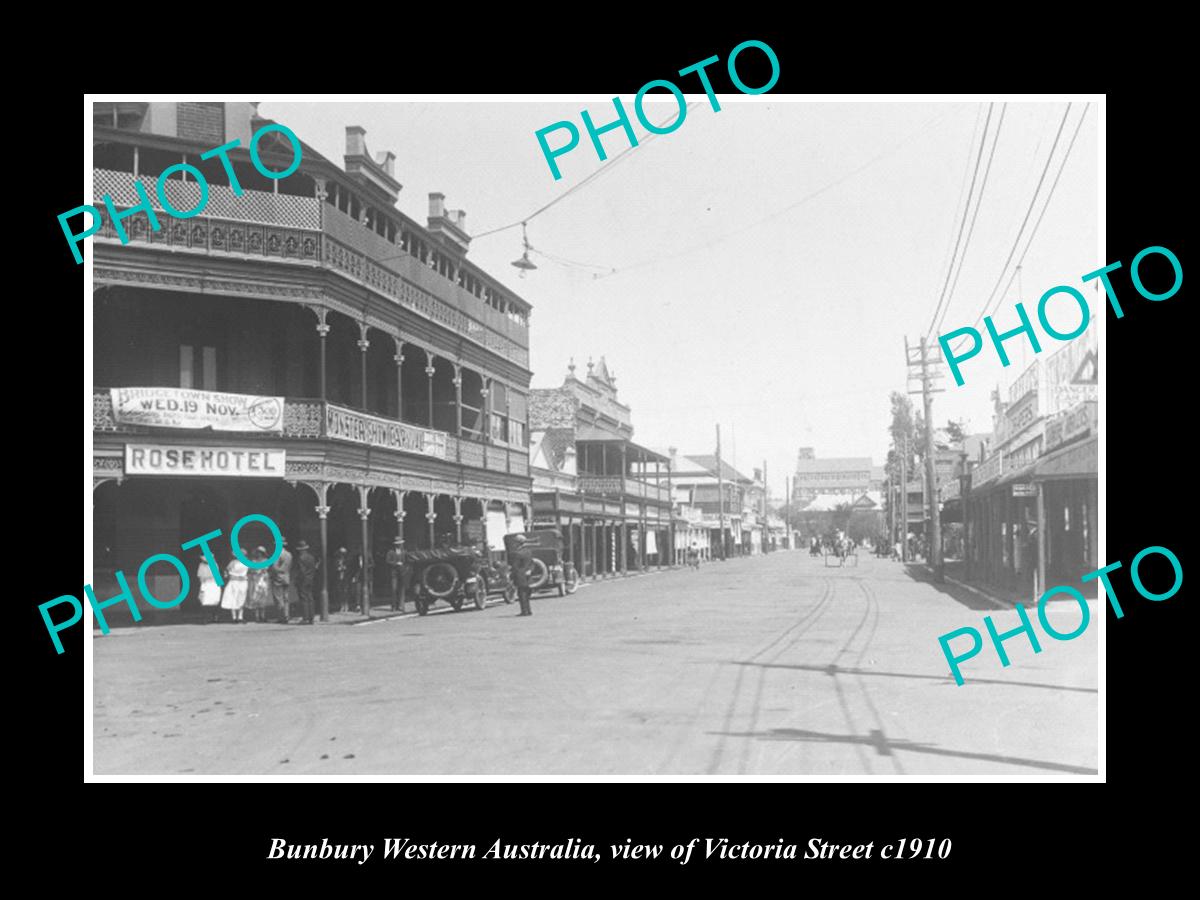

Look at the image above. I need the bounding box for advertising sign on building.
[1041,330,1098,417]
[1046,401,1097,451]
[325,405,447,459]
[125,444,286,477]
[110,387,284,432]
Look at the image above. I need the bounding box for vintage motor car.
[405,545,490,614]
[502,529,579,596]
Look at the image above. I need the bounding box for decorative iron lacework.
[93,169,320,229]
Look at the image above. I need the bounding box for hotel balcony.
[90,169,529,368]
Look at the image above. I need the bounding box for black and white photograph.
[78,93,1110,780]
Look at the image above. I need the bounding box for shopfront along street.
[93,551,1097,776]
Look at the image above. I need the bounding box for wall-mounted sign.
[1011,483,1037,497]
[325,405,447,458]
[1062,401,1096,443]
[125,444,286,477]
[110,387,284,432]
[1045,401,1097,451]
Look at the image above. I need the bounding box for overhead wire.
[588,105,961,280]
[934,102,1007,339]
[923,102,995,340]
[946,102,1076,352]
[928,103,985,326]
[470,103,700,241]
[963,103,1092,339]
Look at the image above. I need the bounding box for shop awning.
[968,460,1037,497]
[1032,436,1097,481]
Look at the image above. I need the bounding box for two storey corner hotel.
[91,102,534,620]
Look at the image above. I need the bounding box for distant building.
[528,357,673,579]
[793,449,877,502]
[672,455,754,558]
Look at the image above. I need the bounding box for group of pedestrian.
[192,531,541,622]
[195,538,320,625]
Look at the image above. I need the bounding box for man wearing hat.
[270,537,293,623]
[507,533,535,617]
[386,536,408,613]
[294,540,319,625]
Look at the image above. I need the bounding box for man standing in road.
[387,537,407,613]
[271,537,293,623]
[295,540,319,625]
[507,533,535,617]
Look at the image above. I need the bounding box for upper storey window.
[94,102,147,131]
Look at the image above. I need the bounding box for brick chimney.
[428,192,445,219]
[427,193,470,253]
[346,125,367,157]
[376,150,395,178]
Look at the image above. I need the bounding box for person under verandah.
[246,546,273,623]
[197,555,223,624]
[221,551,250,624]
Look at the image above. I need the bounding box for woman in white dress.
[221,551,250,624]
[198,557,223,624]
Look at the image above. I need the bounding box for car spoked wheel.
[563,565,579,595]
[471,581,486,611]
[528,558,549,590]
[423,562,459,598]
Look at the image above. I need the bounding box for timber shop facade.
[91,102,533,620]
[527,358,674,580]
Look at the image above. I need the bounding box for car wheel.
[503,582,515,605]
[564,566,579,595]
[528,558,549,590]
[472,582,486,611]
[422,562,458,598]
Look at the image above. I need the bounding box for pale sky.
[260,98,1099,497]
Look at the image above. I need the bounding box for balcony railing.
[93,168,321,229]
[92,170,530,369]
[93,389,530,476]
[577,474,668,500]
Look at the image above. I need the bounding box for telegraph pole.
[906,335,945,581]
[784,474,791,548]
[899,433,908,562]
[762,458,768,552]
[715,424,726,561]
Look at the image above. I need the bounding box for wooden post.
[900,435,908,562]
[1036,481,1046,598]
[716,425,725,561]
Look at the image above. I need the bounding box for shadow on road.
[732,659,1097,694]
[900,563,1006,611]
[712,725,1098,775]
